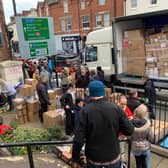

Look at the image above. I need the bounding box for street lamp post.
[12,0,17,16]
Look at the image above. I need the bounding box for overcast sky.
[2,0,40,23]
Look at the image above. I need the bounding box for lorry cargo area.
[113,10,168,89]
[85,9,168,89]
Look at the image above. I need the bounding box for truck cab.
[85,27,116,81]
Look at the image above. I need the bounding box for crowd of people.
[70,80,153,168]
[0,55,157,168]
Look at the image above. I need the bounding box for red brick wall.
[0,0,10,60]
[40,0,124,36]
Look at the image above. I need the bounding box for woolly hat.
[88,80,105,97]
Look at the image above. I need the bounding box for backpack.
[0,93,7,106]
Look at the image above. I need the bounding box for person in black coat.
[72,80,134,168]
[60,84,75,135]
[127,89,141,113]
[36,75,51,123]
[143,76,156,119]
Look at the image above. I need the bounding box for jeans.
[7,94,16,111]
[133,150,150,168]
[39,103,48,123]
[87,160,121,168]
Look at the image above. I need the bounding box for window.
[60,18,72,32]
[96,15,102,28]
[0,25,3,47]
[104,13,110,27]
[80,0,85,9]
[46,7,49,16]
[67,18,72,32]
[85,46,97,62]
[82,16,89,28]
[131,0,137,8]
[98,0,105,6]
[61,19,66,32]
[150,0,157,4]
[64,0,68,13]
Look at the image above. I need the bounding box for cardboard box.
[25,78,38,91]
[13,98,25,110]
[26,100,39,113]
[48,90,56,100]
[43,110,64,128]
[124,29,144,40]
[48,99,56,111]
[18,84,34,97]
[26,100,39,122]
[15,108,26,124]
[129,40,145,50]
[54,88,63,96]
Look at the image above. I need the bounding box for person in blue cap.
[72,80,134,168]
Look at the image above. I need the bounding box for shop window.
[131,0,137,8]
[98,0,105,6]
[80,0,85,9]
[82,16,90,28]
[150,0,157,5]
[64,0,68,13]
[104,13,110,27]
[96,15,102,28]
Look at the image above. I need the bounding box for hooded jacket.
[131,118,151,152]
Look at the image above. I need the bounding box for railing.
[0,139,132,168]
[112,85,168,147]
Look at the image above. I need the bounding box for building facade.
[7,8,37,56]
[37,0,124,54]
[0,0,10,60]
[126,0,167,16]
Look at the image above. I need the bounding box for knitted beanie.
[88,80,105,97]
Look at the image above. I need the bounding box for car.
[52,51,81,70]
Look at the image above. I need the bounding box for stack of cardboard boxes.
[14,78,39,123]
[122,26,168,78]
[145,27,168,77]
[122,29,146,76]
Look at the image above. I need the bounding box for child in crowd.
[131,104,151,168]
[73,98,84,129]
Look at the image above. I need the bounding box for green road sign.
[22,18,50,41]
[29,41,49,57]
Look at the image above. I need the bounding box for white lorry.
[85,10,168,89]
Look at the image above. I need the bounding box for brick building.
[0,0,10,60]
[37,0,124,54]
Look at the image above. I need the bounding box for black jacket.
[144,79,156,105]
[36,82,50,105]
[127,97,141,113]
[72,98,134,163]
